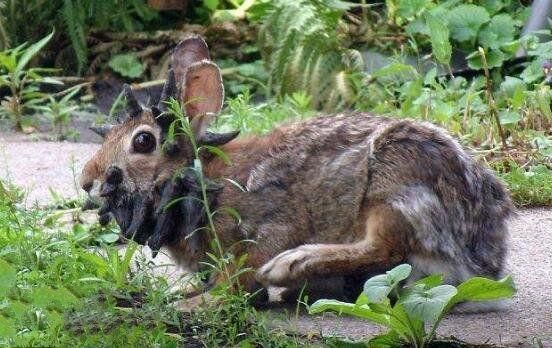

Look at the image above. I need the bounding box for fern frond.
[62,0,88,74]
[259,0,363,110]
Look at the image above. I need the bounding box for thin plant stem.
[479,47,507,149]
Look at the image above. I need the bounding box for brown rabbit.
[80,35,514,305]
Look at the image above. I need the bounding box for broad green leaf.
[467,48,505,69]
[397,0,431,19]
[479,0,504,15]
[15,30,54,76]
[373,63,418,82]
[447,5,490,43]
[426,13,451,65]
[367,330,405,348]
[0,258,16,297]
[500,76,526,99]
[413,274,443,289]
[499,110,521,125]
[400,285,457,323]
[108,53,145,79]
[203,0,219,11]
[96,232,120,244]
[363,264,412,303]
[528,41,552,59]
[451,276,516,306]
[520,60,544,84]
[355,292,369,305]
[478,14,516,50]
[389,304,425,345]
[309,299,390,326]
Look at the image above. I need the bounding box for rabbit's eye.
[132,132,156,153]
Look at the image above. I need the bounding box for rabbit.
[80,35,514,306]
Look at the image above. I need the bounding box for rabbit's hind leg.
[255,203,411,287]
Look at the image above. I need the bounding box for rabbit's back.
[228,113,513,284]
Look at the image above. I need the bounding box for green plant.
[496,162,552,207]
[309,264,516,348]
[61,0,158,74]
[0,31,60,130]
[0,0,158,74]
[108,53,145,79]
[386,0,527,69]
[32,84,82,140]
[162,98,308,346]
[215,90,315,134]
[257,0,363,110]
[202,0,259,22]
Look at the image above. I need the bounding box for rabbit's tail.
[388,180,512,286]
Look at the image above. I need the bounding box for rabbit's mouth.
[87,164,156,246]
[92,165,222,257]
[98,184,156,245]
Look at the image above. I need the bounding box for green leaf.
[478,14,516,50]
[447,5,490,43]
[479,0,504,15]
[499,110,521,125]
[15,30,54,76]
[203,0,219,11]
[451,276,516,306]
[200,144,231,164]
[309,299,390,327]
[413,274,443,289]
[426,12,452,65]
[400,284,457,323]
[367,330,405,348]
[108,53,145,79]
[0,258,16,297]
[363,264,412,303]
[467,48,505,69]
[96,233,120,244]
[500,76,526,99]
[520,60,544,84]
[373,62,418,82]
[389,304,425,345]
[397,0,431,19]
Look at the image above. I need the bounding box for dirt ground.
[1,136,551,347]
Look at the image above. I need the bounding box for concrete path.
[1,137,551,347]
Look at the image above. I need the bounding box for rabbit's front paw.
[256,245,317,286]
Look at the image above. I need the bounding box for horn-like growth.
[123,84,142,118]
[158,69,177,112]
[90,124,114,138]
[199,130,240,146]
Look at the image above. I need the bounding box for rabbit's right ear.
[171,35,224,138]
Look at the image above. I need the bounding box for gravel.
[1,138,550,347]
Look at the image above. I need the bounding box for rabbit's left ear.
[182,60,224,137]
[171,35,224,138]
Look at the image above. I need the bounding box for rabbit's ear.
[183,60,224,137]
[171,35,210,85]
[171,35,223,137]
